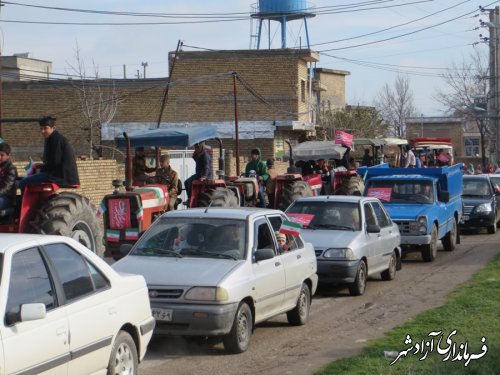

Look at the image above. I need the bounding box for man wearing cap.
[132,147,155,184]
[19,116,79,192]
[0,142,18,210]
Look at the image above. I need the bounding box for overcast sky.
[1,0,498,116]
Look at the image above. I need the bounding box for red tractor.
[0,181,103,255]
[102,126,219,259]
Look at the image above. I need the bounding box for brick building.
[2,49,349,173]
[406,116,487,164]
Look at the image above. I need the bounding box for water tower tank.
[251,0,315,49]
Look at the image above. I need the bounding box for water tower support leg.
[257,19,263,49]
[281,16,287,48]
[304,17,311,49]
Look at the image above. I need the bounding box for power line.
[311,0,471,47]
[318,1,500,52]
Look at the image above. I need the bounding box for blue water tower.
[251,0,316,49]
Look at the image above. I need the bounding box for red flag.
[335,130,353,147]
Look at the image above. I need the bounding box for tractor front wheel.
[279,181,313,211]
[32,192,104,256]
[197,187,239,208]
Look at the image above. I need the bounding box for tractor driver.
[184,142,213,205]
[155,154,179,211]
[132,147,155,184]
[244,148,268,208]
[19,116,80,193]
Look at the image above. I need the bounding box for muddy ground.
[139,230,500,375]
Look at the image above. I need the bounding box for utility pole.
[0,0,4,138]
[141,61,148,79]
[486,6,500,164]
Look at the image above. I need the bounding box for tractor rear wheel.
[335,175,365,196]
[197,187,239,208]
[279,181,313,211]
[31,192,104,257]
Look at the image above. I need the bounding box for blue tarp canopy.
[114,126,217,148]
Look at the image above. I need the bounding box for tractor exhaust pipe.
[123,132,133,190]
[215,137,225,180]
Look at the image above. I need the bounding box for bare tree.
[317,105,386,140]
[434,50,490,167]
[67,44,120,159]
[374,75,417,138]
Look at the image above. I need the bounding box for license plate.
[152,308,173,321]
[463,215,469,221]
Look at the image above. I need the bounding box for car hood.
[300,229,358,248]
[113,255,243,286]
[383,204,431,220]
[462,196,492,206]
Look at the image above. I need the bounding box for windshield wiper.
[181,250,238,260]
[309,223,355,231]
[136,246,183,258]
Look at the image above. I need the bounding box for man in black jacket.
[184,142,213,204]
[19,116,80,192]
[0,142,18,210]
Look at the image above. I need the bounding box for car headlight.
[185,287,229,302]
[323,248,356,260]
[475,203,492,213]
[417,216,427,234]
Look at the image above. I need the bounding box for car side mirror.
[254,248,275,262]
[366,224,381,233]
[120,243,134,255]
[440,190,450,202]
[20,303,46,322]
[5,303,47,325]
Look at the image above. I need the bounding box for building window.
[301,80,306,103]
[464,137,480,157]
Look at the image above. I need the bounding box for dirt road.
[139,230,500,375]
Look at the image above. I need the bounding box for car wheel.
[421,225,438,262]
[381,251,397,281]
[287,283,311,326]
[442,219,457,251]
[487,223,497,234]
[223,302,252,354]
[107,331,138,375]
[348,260,367,296]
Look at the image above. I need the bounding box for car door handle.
[275,261,281,267]
[296,254,301,260]
[56,327,67,336]
[108,307,117,316]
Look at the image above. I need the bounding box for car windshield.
[130,218,246,260]
[489,176,500,191]
[366,180,434,204]
[287,201,360,231]
[463,179,492,198]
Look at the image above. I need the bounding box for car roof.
[161,207,284,220]
[0,234,70,254]
[464,174,490,180]
[368,174,435,181]
[292,195,373,204]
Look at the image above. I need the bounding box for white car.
[0,234,155,375]
[113,207,318,354]
[286,196,402,296]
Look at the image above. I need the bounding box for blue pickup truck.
[358,164,463,262]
